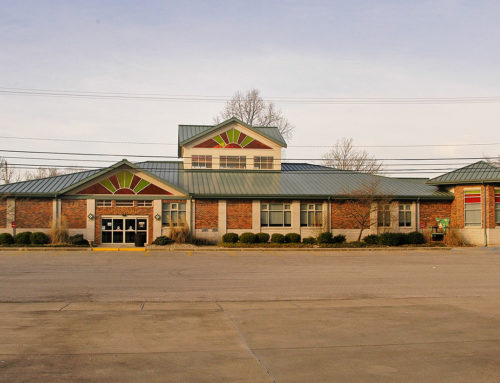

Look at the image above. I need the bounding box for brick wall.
[62,200,87,229]
[331,200,370,229]
[419,200,453,229]
[0,199,6,227]
[195,200,218,229]
[227,200,252,229]
[448,185,498,229]
[16,198,53,228]
[95,202,154,245]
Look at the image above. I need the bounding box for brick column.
[153,200,162,241]
[6,198,15,234]
[218,200,227,235]
[86,199,96,241]
[252,200,260,232]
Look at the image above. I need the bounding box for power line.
[0,148,496,161]
[0,155,483,168]
[0,87,498,104]
[1,135,500,149]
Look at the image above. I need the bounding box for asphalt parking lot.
[1,248,500,382]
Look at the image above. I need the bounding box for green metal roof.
[0,161,452,200]
[178,117,287,156]
[426,161,500,185]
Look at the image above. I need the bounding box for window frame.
[378,204,391,228]
[464,190,482,227]
[115,200,134,207]
[162,202,187,226]
[192,155,212,169]
[220,156,246,169]
[300,203,323,227]
[398,203,412,227]
[136,200,153,207]
[254,156,274,170]
[260,202,292,227]
[96,200,112,207]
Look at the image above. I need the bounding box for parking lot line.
[187,250,193,256]
[225,250,238,256]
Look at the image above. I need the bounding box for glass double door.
[101,217,147,244]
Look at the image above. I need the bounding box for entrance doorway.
[101,217,148,244]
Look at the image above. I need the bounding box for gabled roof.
[426,161,500,185]
[178,117,287,156]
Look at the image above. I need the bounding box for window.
[96,200,112,207]
[192,155,212,169]
[495,189,500,225]
[162,202,187,226]
[464,190,481,226]
[300,203,322,227]
[137,200,153,207]
[399,204,411,227]
[254,156,273,170]
[378,204,391,227]
[261,203,291,227]
[115,200,134,207]
[220,156,246,169]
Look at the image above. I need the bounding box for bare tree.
[484,154,500,166]
[24,167,69,181]
[215,89,294,139]
[338,180,392,241]
[0,158,21,184]
[322,137,382,174]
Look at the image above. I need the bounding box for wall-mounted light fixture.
[87,213,95,220]
[154,214,161,221]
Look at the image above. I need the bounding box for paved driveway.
[1,248,499,382]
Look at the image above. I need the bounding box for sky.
[0,0,499,178]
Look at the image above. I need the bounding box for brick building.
[1,117,499,246]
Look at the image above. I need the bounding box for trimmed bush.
[256,232,270,243]
[285,233,301,243]
[68,234,89,246]
[153,236,173,246]
[331,234,346,244]
[239,232,257,244]
[302,236,316,245]
[0,233,14,245]
[222,233,239,243]
[363,234,379,245]
[317,232,333,244]
[271,233,286,244]
[408,231,425,245]
[14,231,32,245]
[30,232,50,245]
[378,232,409,246]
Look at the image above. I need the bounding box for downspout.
[483,183,488,247]
[416,198,420,232]
[189,196,194,241]
[327,196,331,233]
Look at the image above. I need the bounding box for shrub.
[153,236,173,246]
[302,236,316,245]
[169,225,190,243]
[317,232,333,244]
[271,233,285,243]
[222,233,239,243]
[68,234,89,246]
[256,232,270,243]
[407,231,425,245]
[14,231,32,245]
[285,233,301,243]
[30,232,50,245]
[378,233,408,246]
[49,219,69,244]
[331,234,346,244]
[363,234,379,245]
[0,233,14,245]
[239,232,257,244]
